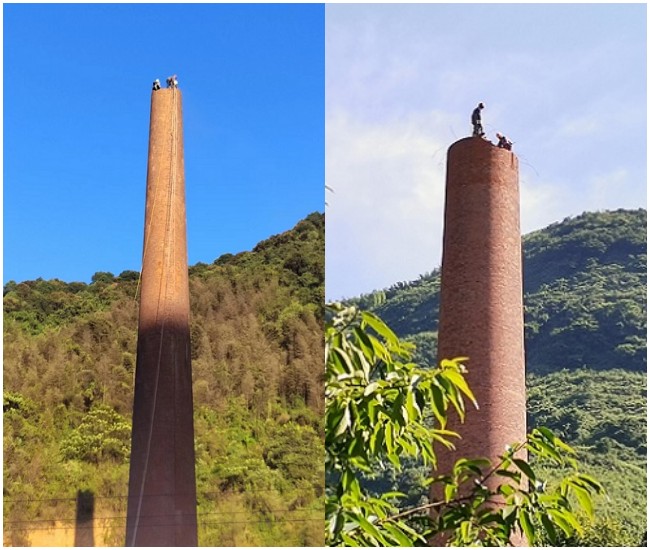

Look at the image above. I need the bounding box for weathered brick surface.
[126,88,198,546]
[137,88,190,334]
[433,137,526,533]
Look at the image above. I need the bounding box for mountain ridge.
[353,208,646,375]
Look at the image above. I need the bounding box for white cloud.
[324,4,646,300]
[519,175,571,235]
[325,110,452,299]
[583,168,644,212]
[555,116,600,138]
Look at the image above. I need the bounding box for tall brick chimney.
[433,136,526,530]
[126,86,198,546]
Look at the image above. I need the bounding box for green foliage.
[60,405,131,463]
[341,210,646,547]
[325,305,603,546]
[353,209,646,376]
[523,260,646,374]
[522,208,646,294]
[528,369,647,544]
[194,399,324,546]
[325,305,471,470]
[528,369,646,463]
[117,270,140,282]
[557,515,642,547]
[3,391,38,416]
[2,277,121,335]
[3,213,324,545]
[91,271,116,284]
[430,429,604,547]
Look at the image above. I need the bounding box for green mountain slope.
[355,208,647,375]
[352,208,647,545]
[3,212,325,547]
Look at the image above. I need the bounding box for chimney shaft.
[126,87,198,547]
[434,137,527,540]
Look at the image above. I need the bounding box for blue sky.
[4,3,324,284]
[325,3,647,300]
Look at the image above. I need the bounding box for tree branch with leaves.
[325,303,604,546]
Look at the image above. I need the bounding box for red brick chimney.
[433,136,526,542]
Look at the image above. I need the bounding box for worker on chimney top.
[496,132,513,151]
[166,75,178,88]
[472,102,485,137]
[152,79,161,91]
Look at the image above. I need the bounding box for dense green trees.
[325,305,603,546]
[3,213,324,546]
[347,208,647,546]
[59,406,131,463]
[3,208,645,546]
[354,209,647,375]
[528,368,647,545]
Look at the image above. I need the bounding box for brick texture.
[432,136,527,542]
[126,88,198,546]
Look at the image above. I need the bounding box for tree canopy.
[325,304,604,546]
[3,213,325,546]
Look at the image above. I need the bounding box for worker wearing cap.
[472,102,485,137]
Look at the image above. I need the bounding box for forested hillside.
[357,209,646,374]
[353,208,647,545]
[3,212,325,547]
[4,209,646,546]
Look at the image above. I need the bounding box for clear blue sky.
[325,3,647,300]
[4,3,324,284]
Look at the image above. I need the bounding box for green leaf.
[387,451,401,469]
[367,397,377,424]
[332,348,355,374]
[535,426,555,442]
[334,405,351,436]
[459,520,471,542]
[528,436,562,463]
[575,473,604,494]
[380,491,407,500]
[513,458,536,481]
[405,389,421,420]
[430,385,447,428]
[496,469,522,483]
[571,484,594,517]
[454,457,491,476]
[443,369,478,407]
[362,312,399,345]
[444,482,457,502]
[357,515,388,545]
[540,512,558,545]
[548,508,580,537]
[383,522,414,546]
[364,381,380,397]
[502,504,516,520]
[519,509,535,543]
[385,422,394,454]
[369,421,384,455]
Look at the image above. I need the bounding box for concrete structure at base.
[433,136,527,529]
[125,87,198,546]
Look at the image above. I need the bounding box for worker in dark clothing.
[166,75,178,88]
[472,102,485,137]
[496,132,512,150]
[152,79,161,91]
